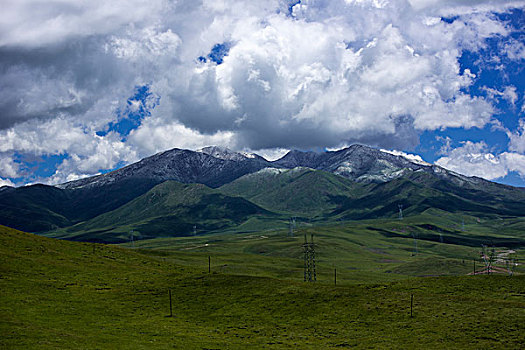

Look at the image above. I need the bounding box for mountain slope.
[272,144,428,182]
[332,175,525,220]
[0,147,273,232]
[53,181,274,243]
[59,147,273,190]
[220,167,366,217]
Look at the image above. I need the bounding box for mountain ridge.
[1,144,524,237]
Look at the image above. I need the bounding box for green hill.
[220,167,365,217]
[50,181,276,243]
[1,225,524,349]
[331,175,525,220]
[0,178,159,232]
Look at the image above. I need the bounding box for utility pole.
[130,230,134,248]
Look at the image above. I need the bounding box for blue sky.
[0,0,524,187]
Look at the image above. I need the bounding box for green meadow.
[1,219,524,349]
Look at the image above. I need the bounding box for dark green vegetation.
[2,224,524,349]
[50,181,272,243]
[0,178,159,232]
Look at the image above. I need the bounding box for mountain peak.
[197,146,259,161]
[272,149,324,168]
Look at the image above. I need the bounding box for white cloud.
[252,148,290,161]
[0,117,138,184]
[501,152,525,176]
[380,149,431,165]
[106,27,181,61]
[0,177,15,187]
[0,0,166,47]
[0,0,524,184]
[127,118,236,158]
[504,39,525,60]
[507,118,525,153]
[435,141,525,180]
[483,85,519,105]
[0,153,20,178]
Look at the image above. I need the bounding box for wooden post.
[334,268,337,286]
[208,255,211,274]
[410,294,414,318]
[473,259,475,275]
[169,289,173,317]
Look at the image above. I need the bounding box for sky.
[0,0,524,187]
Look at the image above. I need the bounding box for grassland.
[126,213,525,283]
[2,222,525,349]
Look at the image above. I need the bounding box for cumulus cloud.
[127,118,235,158]
[381,149,431,165]
[507,118,525,153]
[435,141,525,180]
[0,0,166,47]
[0,0,524,185]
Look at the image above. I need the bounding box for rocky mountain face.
[58,147,273,190]
[57,144,466,191]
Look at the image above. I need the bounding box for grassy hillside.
[0,179,159,232]
[220,168,365,216]
[48,181,276,243]
[2,225,524,349]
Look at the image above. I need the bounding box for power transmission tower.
[398,204,403,220]
[303,233,316,282]
[481,245,495,274]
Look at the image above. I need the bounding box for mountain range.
[1,144,524,243]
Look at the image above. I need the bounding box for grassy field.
[2,223,525,349]
[126,214,525,283]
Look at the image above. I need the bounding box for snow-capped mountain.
[58,147,272,190]
[197,146,262,162]
[58,144,494,191]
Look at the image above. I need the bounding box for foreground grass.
[1,225,524,349]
